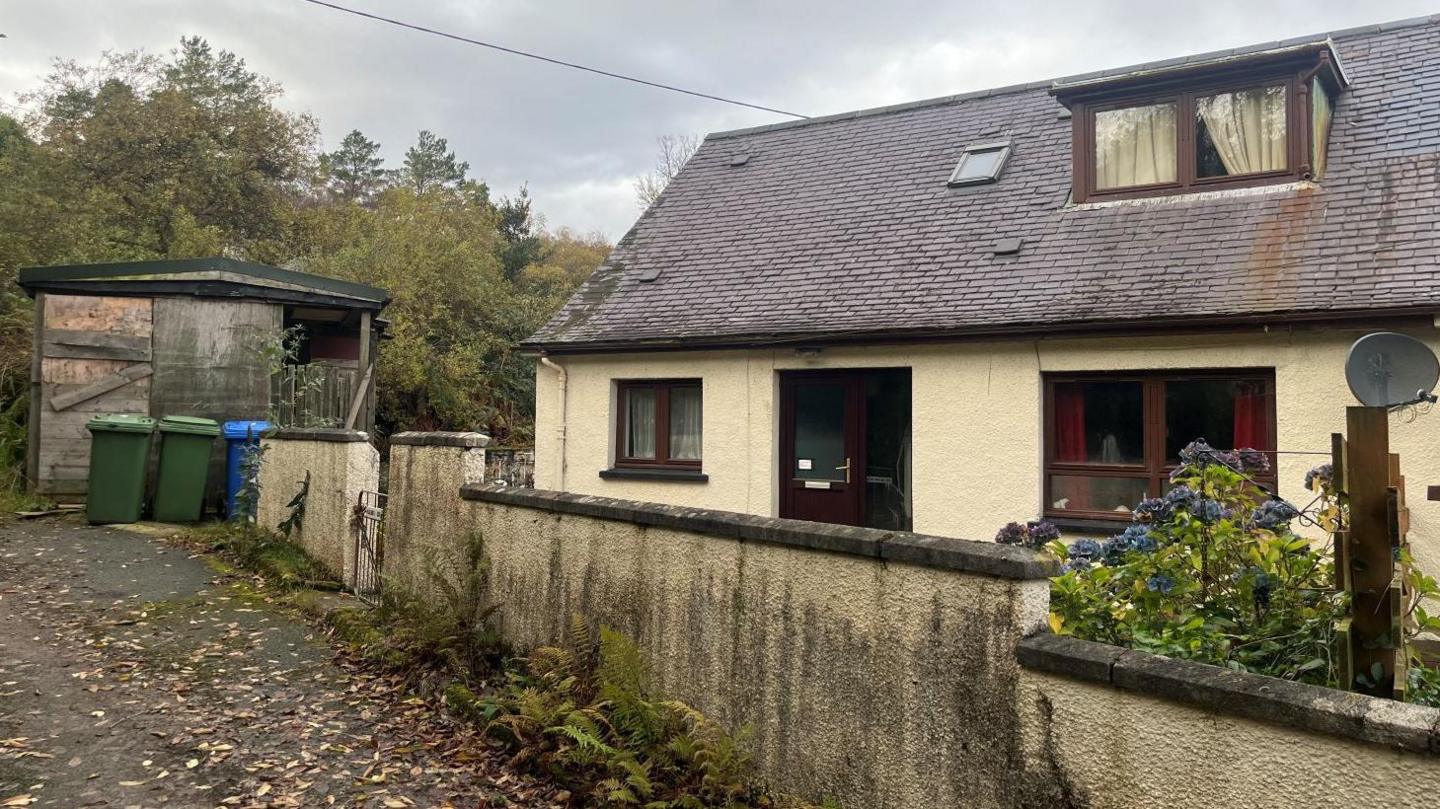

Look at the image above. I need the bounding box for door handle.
[835,457,851,484]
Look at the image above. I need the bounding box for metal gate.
[351,490,385,604]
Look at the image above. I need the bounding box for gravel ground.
[0,517,552,808]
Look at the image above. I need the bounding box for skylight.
[948,141,1011,187]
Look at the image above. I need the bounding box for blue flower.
[1251,500,1299,531]
[995,522,1029,545]
[1133,497,1171,523]
[996,520,1062,550]
[1146,574,1176,595]
[1100,536,1129,565]
[1304,463,1334,492]
[1069,538,1102,561]
[1236,448,1271,474]
[1180,439,1241,469]
[1124,524,1158,553]
[1026,521,1062,545]
[1061,558,1091,574]
[1163,485,1198,512]
[1196,499,1227,524]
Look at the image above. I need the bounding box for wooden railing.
[270,362,374,432]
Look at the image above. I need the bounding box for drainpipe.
[539,354,568,491]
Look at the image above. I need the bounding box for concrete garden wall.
[263,435,1440,808]
[256,428,377,582]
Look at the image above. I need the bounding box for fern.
[479,616,825,808]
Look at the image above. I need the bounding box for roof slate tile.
[531,19,1440,349]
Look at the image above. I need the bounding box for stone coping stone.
[390,431,491,448]
[1018,632,1440,755]
[459,484,1058,580]
[268,428,369,443]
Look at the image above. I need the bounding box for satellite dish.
[1345,332,1440,407]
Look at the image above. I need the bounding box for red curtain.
[1055,385,1088,462]
[1053,384,1090,510]
[1233,385,1270,449]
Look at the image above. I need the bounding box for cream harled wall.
[535,326,1440,569]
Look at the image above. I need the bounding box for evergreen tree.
[401,130,468,193]
[326,129,387,203]
[496,186,548,280]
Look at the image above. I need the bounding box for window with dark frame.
[614,379,702,469]
[948,140,1012,187]
[1057,48,1343,203]
[1043,371,1276,521]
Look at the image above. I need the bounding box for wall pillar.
[385,431,490,597]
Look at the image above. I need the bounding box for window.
[948,141,1012,186]
[1057,46,1346,202]
[1043,371,1275,520]
[615,380,702,468]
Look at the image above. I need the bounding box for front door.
[780,372,865,525]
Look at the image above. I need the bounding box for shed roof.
[18,257,389,311]
[528,15,1440,352]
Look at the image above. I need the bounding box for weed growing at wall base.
[479,616,798,809]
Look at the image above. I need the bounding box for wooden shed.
[18,257,389,504]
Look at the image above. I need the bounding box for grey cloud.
[1,0,1434,238]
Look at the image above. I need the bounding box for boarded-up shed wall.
[36,295,155,498]
[148,298,281,506]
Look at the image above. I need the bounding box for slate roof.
[529,15,1440,351]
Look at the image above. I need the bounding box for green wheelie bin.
[85,414,156,524]
[153,416,221,523]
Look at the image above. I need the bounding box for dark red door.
[780,372,865,525]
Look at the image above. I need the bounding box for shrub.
[1046,440,1347,685]
[482,617,774,808]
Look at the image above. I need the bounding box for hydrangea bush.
[1038,440,1347,685]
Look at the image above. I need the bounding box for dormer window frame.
[1055,44,1346,204]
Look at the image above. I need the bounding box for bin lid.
[87,413,156,434]
[157,415,221,436]
[222,420,272,439]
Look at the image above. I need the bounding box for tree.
[634,133,700,207]
[401,130,468,193]
[325,129,387,204]
[496,186,548,281]
[18,37,320,260]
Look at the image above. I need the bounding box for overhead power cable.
[295,0,810,119]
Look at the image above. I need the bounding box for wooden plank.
[43,342,151,362]
[49,363,153,411]
[44,294,152,336]
[44,328,151,352]
[1330,433,1348,589]
[344,364,373,430]
[1346,406,1396,695]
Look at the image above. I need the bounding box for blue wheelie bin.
[223,420,271,519]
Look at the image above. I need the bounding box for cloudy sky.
[1,1,1432,239]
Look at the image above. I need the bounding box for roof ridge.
[707,12,1440,141]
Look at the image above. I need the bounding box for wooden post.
[344,311,373,432]
[1345,406,1397,695]
[26,292,44,492]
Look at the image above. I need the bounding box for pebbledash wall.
[256,432,1440,809]
[533,326,1440,577]
[256,428,378,583]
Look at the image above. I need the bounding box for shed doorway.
[779,368,911,530]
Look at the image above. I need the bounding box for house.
[522,16,1440,568]
[18,257,388,504]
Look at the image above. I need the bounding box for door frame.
[778,370,866,525]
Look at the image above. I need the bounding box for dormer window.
[1055,40,1346,203]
